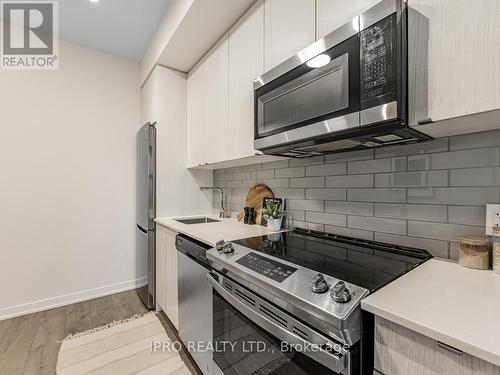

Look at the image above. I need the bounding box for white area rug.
[56,312,191,375]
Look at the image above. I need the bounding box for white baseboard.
[0,276,148,321]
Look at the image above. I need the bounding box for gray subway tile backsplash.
[262,159,289,170]
[214,131,500,260]
[450,129,500,151]
[450,167,500,187]
[289,155,325,167]
[326,174,373,188]
[275,167,306,178]
[288,199,324,212]
[348,215,407,235]
[261,178,289,188]
[306,211,347,227]
[325,149,374,163]
[232,171,256,180]
[290,176,325,188]
[407,221,485,242]
[375,170,449,188]
[273,188,305,200]
[306,188,347,201]
[347,158,393,174]
[325,201,374,216]
[375,138,449,158]
[374,203,448,222]
[256,169,275,180]
[430,148,499,169]
[448,206,486,226]
[407,187,500,206]
[306,163,346,176]
[348,188,406,203]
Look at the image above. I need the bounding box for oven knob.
[310,274,328,293]
[216,240,225,252]
[330,281,351,303]
[222,242,234,254]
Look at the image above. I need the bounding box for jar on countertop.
[492,227,500,274]
[458,235,490,270]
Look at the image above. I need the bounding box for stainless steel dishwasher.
[176,234,222,375]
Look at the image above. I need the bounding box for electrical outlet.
[485,204,500,235]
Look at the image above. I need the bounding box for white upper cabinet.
[316,0,384,40]
[316,0,358,40]
[228,0,264,160]
[203,34,229,164]
[187,34,229,167]
[408,0,500,125]
[264,0,315,71]
[187,62,206,168]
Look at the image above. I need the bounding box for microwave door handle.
[206,273,349,375]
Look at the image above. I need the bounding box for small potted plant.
[261,199,286,231]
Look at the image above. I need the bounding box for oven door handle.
[207,272,350,375]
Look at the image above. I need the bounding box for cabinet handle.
[417,117,433,125]
[437,341,463,356]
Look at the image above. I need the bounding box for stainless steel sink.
[174,217,220,225]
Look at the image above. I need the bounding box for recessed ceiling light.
[89,0,99,3]
[306,54,331,68]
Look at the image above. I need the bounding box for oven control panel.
[236,252,297,283]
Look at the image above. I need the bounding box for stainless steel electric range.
[206,228,432,375]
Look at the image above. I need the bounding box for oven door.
[208,272,354,375]
[254,27,360,152]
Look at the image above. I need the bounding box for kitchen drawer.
[374,316,500,375]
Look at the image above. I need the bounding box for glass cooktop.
[232,227,432,292]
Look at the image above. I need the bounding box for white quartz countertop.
[361,258,500,366]
[154,215,287,247]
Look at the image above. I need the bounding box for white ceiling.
[59,0,171,61]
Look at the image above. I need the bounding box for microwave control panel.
[360,15,397,109]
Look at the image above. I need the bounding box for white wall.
[0,40,141,320]
[141,65,213,217]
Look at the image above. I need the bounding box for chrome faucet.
[200,186,231,218]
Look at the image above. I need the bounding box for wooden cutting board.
[238,184,274,225]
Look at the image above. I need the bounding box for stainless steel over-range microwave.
[253,0,430,158]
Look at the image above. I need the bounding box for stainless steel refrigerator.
[136,123,156,310]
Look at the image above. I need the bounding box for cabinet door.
[165,227,178,329]
[374,316,500,375]
[408,0,500,125]
[155,224,168,312]
[264,0,315,71]
[155,225,179,329]
[228,0,264,160]
[204,34,229,164]
[316,0,358,40]
[187,62,206,167]
[187,34,229,166]
[316,0,383,40]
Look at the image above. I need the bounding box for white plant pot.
[267,218,282,231]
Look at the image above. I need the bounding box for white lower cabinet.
[155,224,178,329]
[374,316,500,375]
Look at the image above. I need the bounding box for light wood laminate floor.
[0,290,201,375]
